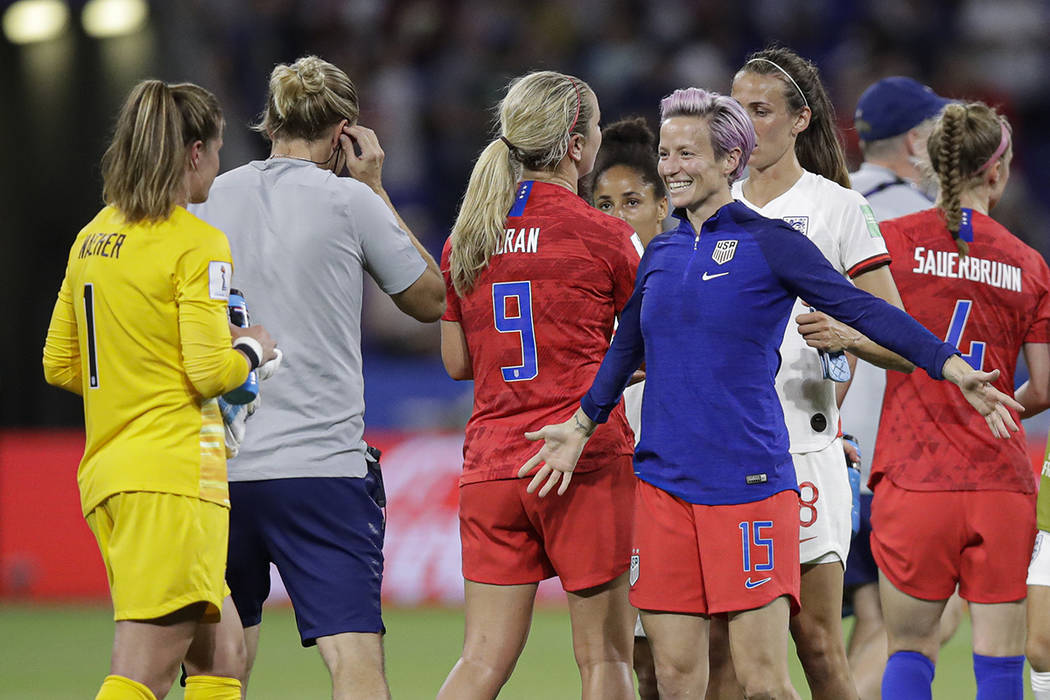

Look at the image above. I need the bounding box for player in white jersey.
[704,47,917,700]
[587,116,668,700]
[841,76,955,700]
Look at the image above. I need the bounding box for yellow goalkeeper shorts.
[86,491,231,622]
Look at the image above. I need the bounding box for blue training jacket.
[581,201,957,506]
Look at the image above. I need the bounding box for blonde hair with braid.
[928,102,1011,257]
[449,71,595,296]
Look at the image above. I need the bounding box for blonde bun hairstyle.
[254,55,359,142]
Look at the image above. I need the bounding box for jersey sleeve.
[42,270,83,395]
[1025,252,1050,344]
[758,226,956,379]
[351,186,428,295]
[440,236,462,322]
[837,190,892,278]
[605,224,642,313]
[581,246,648,423]
[175,230,251,398]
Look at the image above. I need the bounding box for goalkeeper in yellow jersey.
[42,79,276,700]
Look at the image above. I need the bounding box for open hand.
[517,410,595,497]
[943,356,1024,438]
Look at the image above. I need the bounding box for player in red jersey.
[436,71,640,700]
[862,102,1050,699]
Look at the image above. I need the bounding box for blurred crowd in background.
[6,0,1050,430]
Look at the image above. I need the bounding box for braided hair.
[927,102,1011,257]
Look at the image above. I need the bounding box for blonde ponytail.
[450,71,595,295]
[101,80,222,223]
[928,101,1009,258]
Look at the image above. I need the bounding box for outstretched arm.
[795,266,915,373]
[762,230,1018,438]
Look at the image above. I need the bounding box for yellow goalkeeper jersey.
[43,205,250,515]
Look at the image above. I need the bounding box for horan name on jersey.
[494,227,540,256]
[911,246,1022,293]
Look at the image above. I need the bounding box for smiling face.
[593,164,667,246]
[658,116,732,213]
[730,70,808,171]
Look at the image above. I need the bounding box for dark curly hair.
[585,116,665,204]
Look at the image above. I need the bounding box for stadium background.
[2,0,1050,696]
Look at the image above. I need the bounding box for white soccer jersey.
[622,232,646,445]
[732,171,890,454]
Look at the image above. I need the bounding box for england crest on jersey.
[783,216,809,236]
[712,239,738,265]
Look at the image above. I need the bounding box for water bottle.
[843,434,862,534]
[224,288,259,405]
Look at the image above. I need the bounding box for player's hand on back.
[340,124,385,192]
[941,355,1024,438]
[519,408,597,497]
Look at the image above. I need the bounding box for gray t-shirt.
[849,162,933,222]
[192,158,427,480]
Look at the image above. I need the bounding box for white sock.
[1032,669,1050,700]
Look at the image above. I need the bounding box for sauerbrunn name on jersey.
[911,246,1022,293]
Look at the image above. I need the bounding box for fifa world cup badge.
[629,551,640,586]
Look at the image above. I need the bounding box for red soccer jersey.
[442,180,640,485]
[871,208,1050,492]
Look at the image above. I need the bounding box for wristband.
[233,336,263,371]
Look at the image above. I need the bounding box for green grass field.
[0,603,1034,698]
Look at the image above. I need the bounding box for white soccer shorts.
[1028,530,1050,587]
[793,437,852,566]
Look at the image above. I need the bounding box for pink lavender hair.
[660,88,756,183]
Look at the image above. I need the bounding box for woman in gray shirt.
[192,55,444,699]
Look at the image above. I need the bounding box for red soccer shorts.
[629,480,800,616]
[459,455,634,592]
[870,477,1035,603]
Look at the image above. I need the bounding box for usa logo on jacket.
[712,239,738,265]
